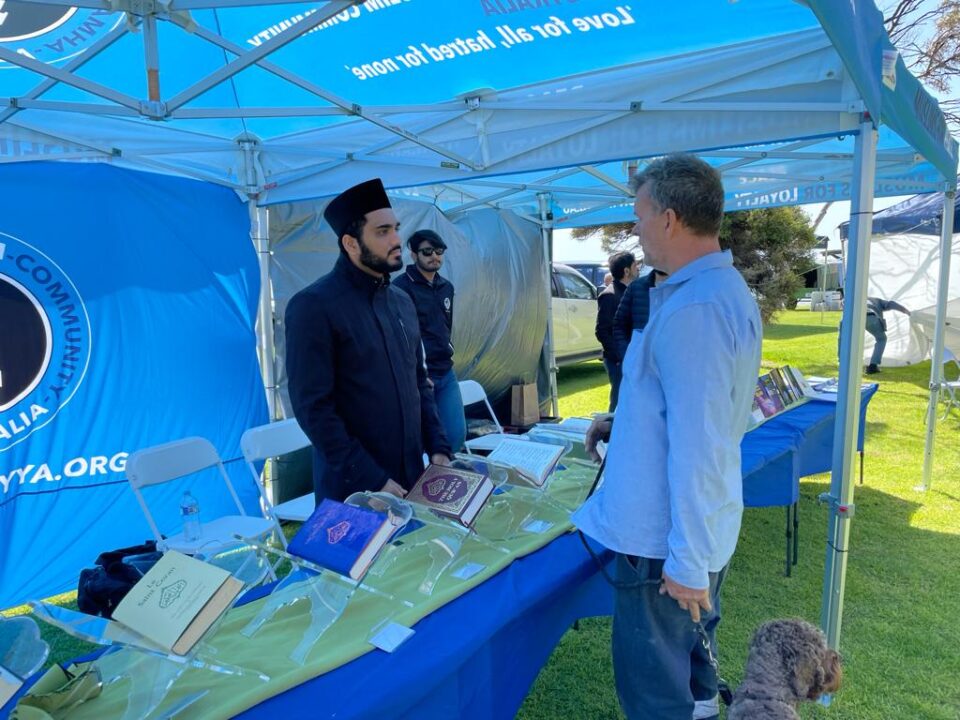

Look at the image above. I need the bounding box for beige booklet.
[487,439,564,487]
[112,550,243,656]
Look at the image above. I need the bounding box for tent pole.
[143,14,161,103]
[250,199,277,422]
[820,115,876,660]
[538,192,559,417]
[918,187,956,491]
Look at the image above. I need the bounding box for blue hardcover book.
[288,499,396,580]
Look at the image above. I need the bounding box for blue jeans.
[612,555,727,720]
[838,315,887,367]
[432,369,466,454]
[603,358,622,412]
[865,314,886,366]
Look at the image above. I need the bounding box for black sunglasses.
[417,246,445,257]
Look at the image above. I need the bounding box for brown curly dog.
[727,619,842,720]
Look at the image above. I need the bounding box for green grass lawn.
[7,311,960,719]
[519,310,960,720]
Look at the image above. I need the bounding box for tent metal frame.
[2,0,957,669]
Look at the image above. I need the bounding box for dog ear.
[806,663,827,700]
[822,649,843,695]
[805,644,843,699]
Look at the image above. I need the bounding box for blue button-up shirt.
[572,250,762,589]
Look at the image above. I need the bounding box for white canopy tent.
[0,0,956,662]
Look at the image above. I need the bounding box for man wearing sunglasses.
[394,229,466,453]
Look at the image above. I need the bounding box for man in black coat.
[285,178,451,502]
[595,251,638,411]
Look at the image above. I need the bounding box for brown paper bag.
[510,382,540,426]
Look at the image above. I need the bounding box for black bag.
[76,540,162,618]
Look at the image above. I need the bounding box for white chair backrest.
[458,380,504,433]
[241,419,311,463]
[126,437,222,489]
[126,436,247,544]
[458,380,488,406]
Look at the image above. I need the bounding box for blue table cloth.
[741,385,878,507]
[234,532,616,720]
[5,387,878,720]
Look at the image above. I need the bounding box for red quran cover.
[406,464,494,527]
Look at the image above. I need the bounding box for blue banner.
[0,162,267,608]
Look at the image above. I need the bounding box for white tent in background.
[840,192,960,366]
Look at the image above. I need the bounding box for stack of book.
[750,365,815,427]
[532,417,592,439]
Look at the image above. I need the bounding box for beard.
[416,256,441,273]
[359,237,402,274]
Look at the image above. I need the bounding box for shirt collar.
[335,253,390,294]
[405,264,446,288]
[661,250,733,287]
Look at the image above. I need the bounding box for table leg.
[792,501,799,566]
[784,505,792,577]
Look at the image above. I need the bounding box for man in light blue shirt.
[573,154,762,720]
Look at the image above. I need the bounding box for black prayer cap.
[407,229,447,252]
[324,178,392,241]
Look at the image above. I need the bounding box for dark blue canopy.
[840,183,960,238]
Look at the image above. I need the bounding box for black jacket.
[393,265,455,377]
[285,255,450,502]
[595,280,626,361]
[612,272,658,362]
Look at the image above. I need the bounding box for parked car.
[551,263,603,365]
[559,261,609,291]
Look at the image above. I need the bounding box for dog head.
[749,619,842,701]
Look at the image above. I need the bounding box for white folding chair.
[460,380,512,453]
[126,437,277,559]
[940,348,960,419]
[241,418,315,532]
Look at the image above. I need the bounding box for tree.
[884,0,960,129]
[720,206,818,324]
[571,222,633,253]
[571,205,817,324]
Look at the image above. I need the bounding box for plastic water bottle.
[180,491,201,542]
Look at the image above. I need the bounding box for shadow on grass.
[557,361,608,395]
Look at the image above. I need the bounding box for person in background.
[285,179,451,503]
[613,266,669,364]
[596,251,638,411]
[864,297,910,374]
[603,272,614,287]
[394,229,466,453]
[574,154,762,720]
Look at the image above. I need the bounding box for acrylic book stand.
[0,616,49,709]
[452,446,588,540]
[239,492,413,666]
[29,546,270,720]
[358,488,511,599]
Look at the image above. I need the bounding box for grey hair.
[629,154,725,236]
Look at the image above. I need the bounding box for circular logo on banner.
[0,3,122,66]
[0,232,91,451]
